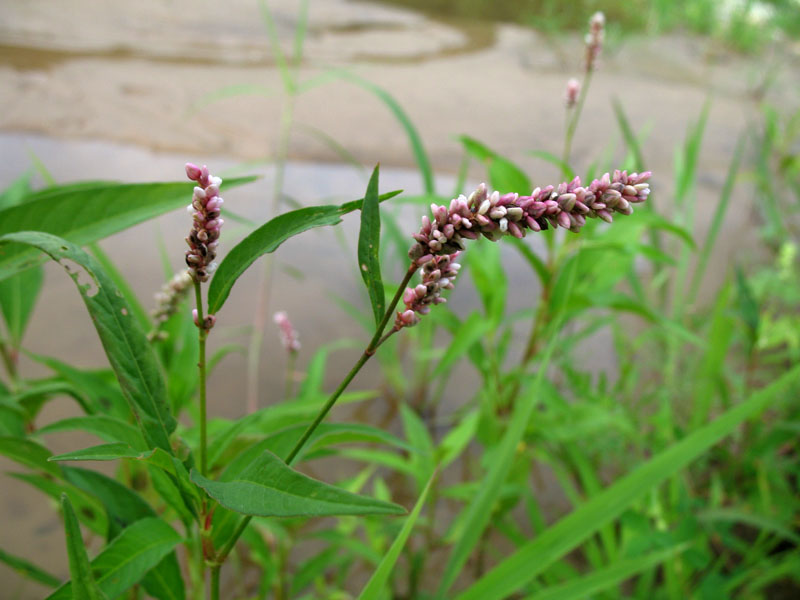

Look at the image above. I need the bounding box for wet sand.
[1,0,798,596]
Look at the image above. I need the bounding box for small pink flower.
[274,311,300,353]
[565,78,581,108]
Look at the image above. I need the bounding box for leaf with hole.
[0,232,175,453]
[357,165,385,326]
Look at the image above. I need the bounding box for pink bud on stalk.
[565,78,581,108]
[396,170,651,329]
[274,311,300,354]
[192,309,216,331]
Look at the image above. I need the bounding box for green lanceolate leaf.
[357,165,385,327]
[62,466,155,538]
[0,435,61,476]
[0,176,255,282]
[59,494,106,600]
[49,444,200,520]
[11,473,108,535]
[38,416,146,450]
[141,552,186,600]
[455,365,800,600]
[207,189,401,315]
[0,233,175,452]
[459,135,531,193]
[47,517,181,600]
[0,547,62,588]
[50,443,141,462]
[0,169,33,210]
[0,266,43,346]
[191,449,406,518]
[358,472,436,600]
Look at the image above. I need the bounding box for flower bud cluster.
[184,163,224,282]
[273,311,301,354]
[151,270,194,324]
[395,253,461,329]
[408,170,651,266]
[585,11,605,72]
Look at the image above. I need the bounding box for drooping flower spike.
[397,170,651,329]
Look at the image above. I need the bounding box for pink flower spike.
[184,164,224,283]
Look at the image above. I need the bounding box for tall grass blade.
[358,472,436,600]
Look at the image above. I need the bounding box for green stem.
[562,70,594,168]
[194,280,208,477]
[215,262,419,562]
[210,565,220,600]
[285,351,297,399]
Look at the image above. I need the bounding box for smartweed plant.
[1,7,798,600]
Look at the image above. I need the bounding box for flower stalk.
[184,162,224,477]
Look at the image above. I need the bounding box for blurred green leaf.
[11,472,108,535]
[62,466,155,538]
[0,547,61,588]
[38,416,146,450]
[58,494,106,600]
[0,233,175,452]
[357,165,385,326]
[525,544,688,600]
[433,311,493,377]
[0,436,60,476]
[735,266,760,351]
[437,409,479,469]
[459,135,531,193]
[141,553,186,600]
[400,404,435,490]
[0,170,33,210]
[332,72,433,194]
[0,266,43,346]
[50,443,140,462]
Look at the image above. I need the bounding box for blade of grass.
[358,472,436,600]
[525,544,688,600]
[687,133,745,304]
